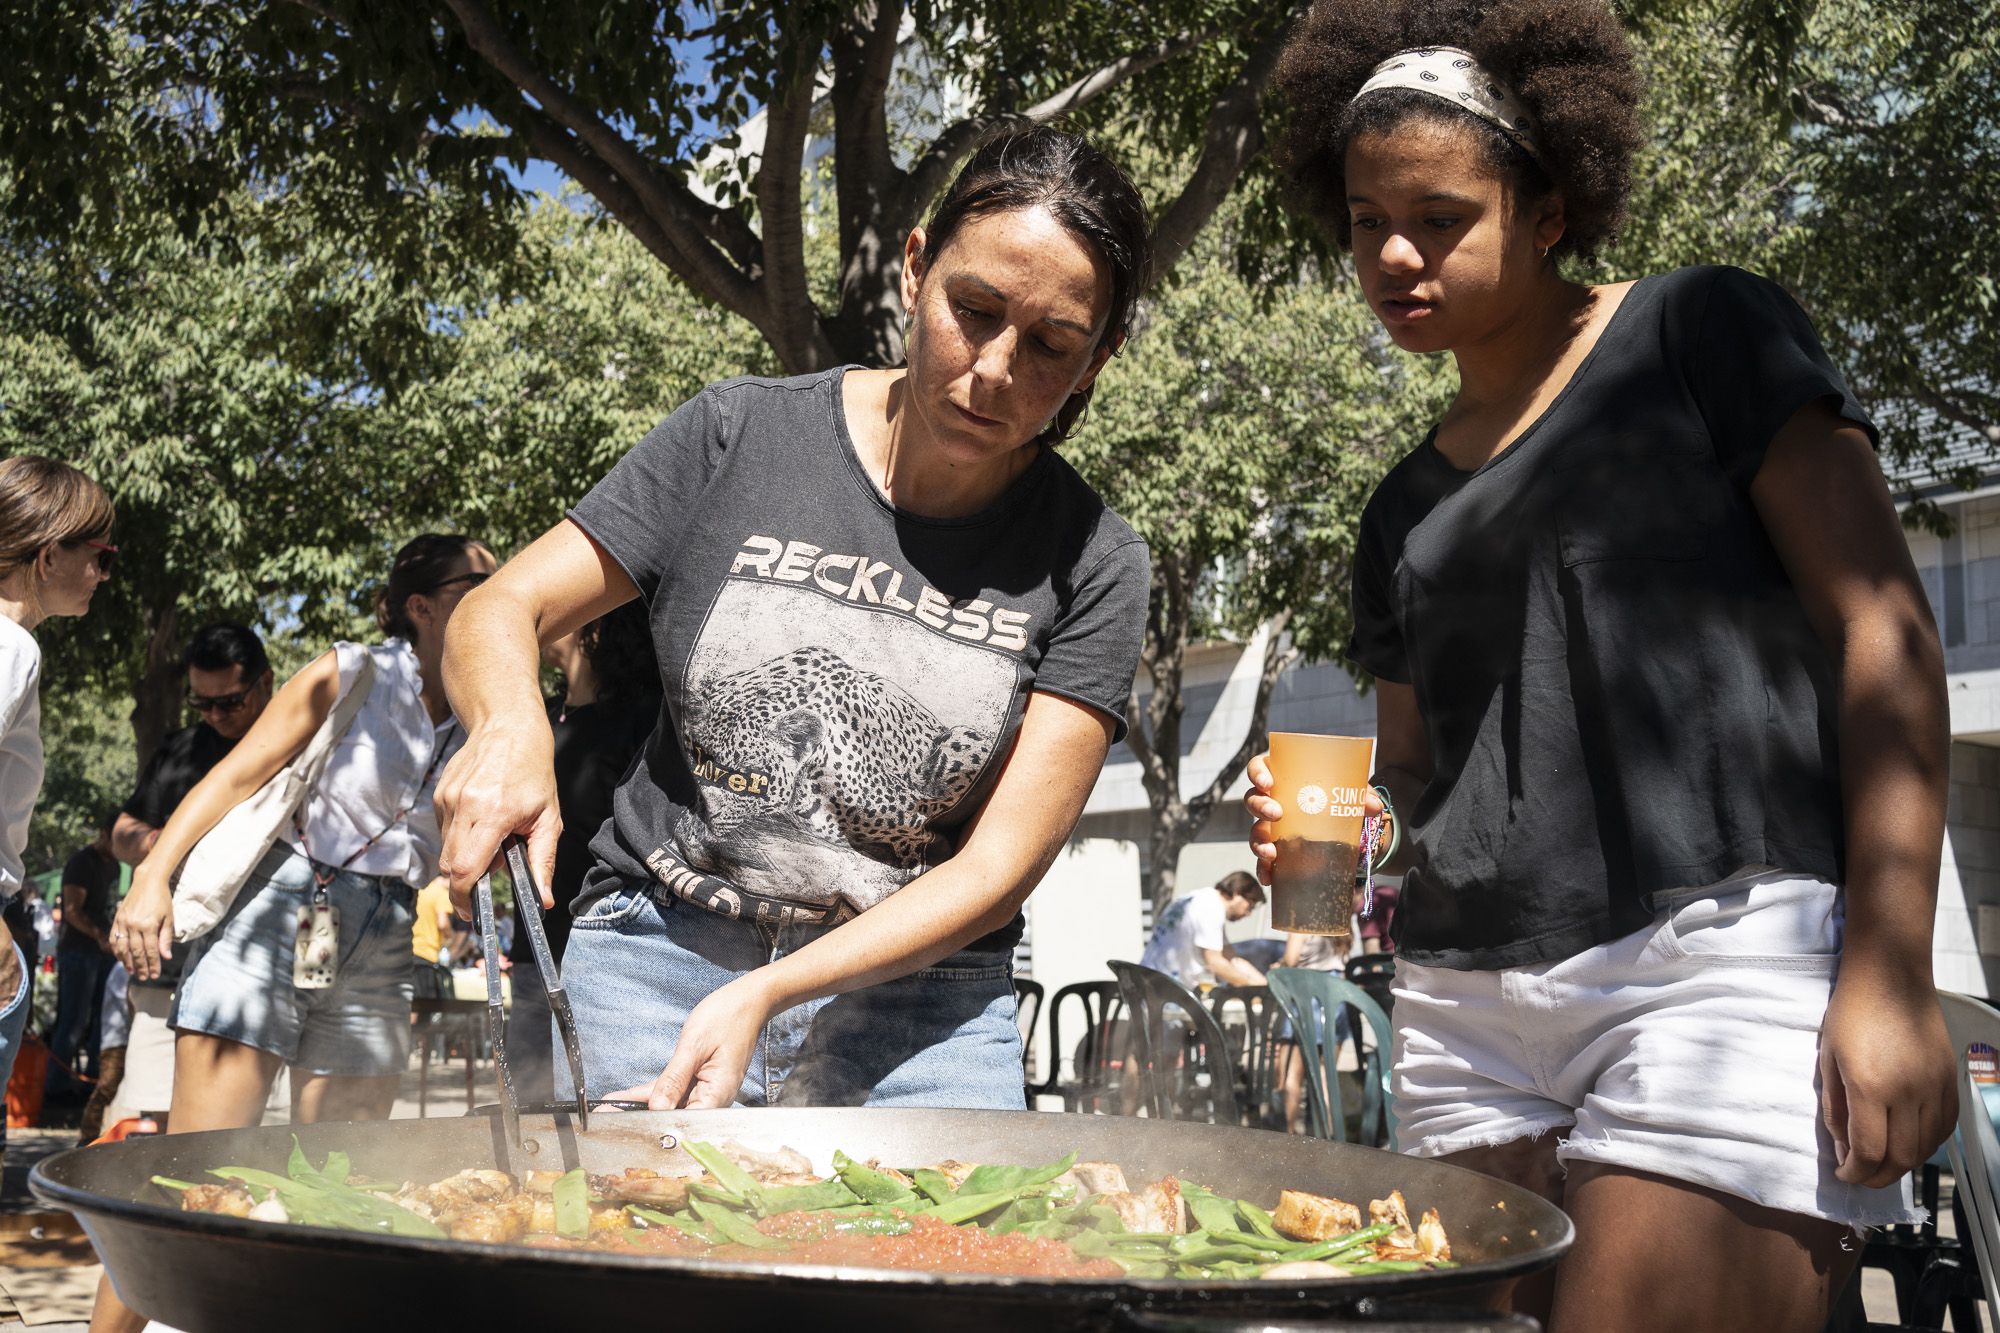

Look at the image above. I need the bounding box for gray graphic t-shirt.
[568,369,1150,938]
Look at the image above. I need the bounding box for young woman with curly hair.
[1245,1,1956,1326]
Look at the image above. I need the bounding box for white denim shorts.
[1391,872,1920,1228]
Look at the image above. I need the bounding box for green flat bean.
[957,1153,1077,1196]
[552,1169,590,1239]
[756,1179,860,1216]
[922,1189,1018,1226]
[1238,1201,1285,1242]
[832,1152,918,1207]
[681,1141,762,1202]
[911,1168,958,1204]
[690,1199,783,1250]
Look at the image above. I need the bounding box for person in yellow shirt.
[411,877,457,1000]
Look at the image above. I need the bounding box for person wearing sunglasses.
[0,453,116,1151]
[112,624,276,869]
[102,623,274,1134]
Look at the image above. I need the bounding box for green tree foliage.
[0,195,769,856]
[1610,0,1999,509]
[2,1,1307,374]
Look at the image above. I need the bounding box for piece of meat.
[588,1168,691,1210]
[719,1140,815,1182]
[1260,1260,1352,1280]
[247,1196,291,1224]
[1417,1208,1451,1262]
[441,1193,536,1244]
[181,1184,256,1218]
[926,1159,979,1189]
[421,1169,519,1214]
[1053,1162,1129,1197]
[864,1161,915,1189]
[1369,1190,1416,1247]
[1097,1177,1186,1234]
[1272,1189,1364,1242]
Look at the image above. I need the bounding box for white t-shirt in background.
[1141,889,1229,988]
[0,616,43,902]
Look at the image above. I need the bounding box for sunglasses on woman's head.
[429,571,492,594]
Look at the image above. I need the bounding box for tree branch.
[755,33,838,372]
[830,0,904,259]
[894,32,1205,227]
[439,0,763,319]
[1911,379,2000,449]
[1148,11,1298,283]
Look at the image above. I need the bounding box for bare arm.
[1203,946,1265,987]
[618,691,1117,1108]
[110,814,158,866]
[111,651,341,980]
[435,518,636,909]
[1750,400,1955,1186]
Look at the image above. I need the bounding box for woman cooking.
[436,126,1152,1111]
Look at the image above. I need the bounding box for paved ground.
[0,1039,1971,1330]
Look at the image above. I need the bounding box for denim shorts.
[172,843,415,1078]
[559,884,1024,1108]
[1392,872,1920,1228]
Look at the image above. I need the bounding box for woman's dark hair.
[918,126,1151,445]
[577,600,660,705]
[183,622,270,682]
[1275,0,1643,261]
[375,533,491,646]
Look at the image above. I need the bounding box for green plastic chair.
[1267,966,1394,1146]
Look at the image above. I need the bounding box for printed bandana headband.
[1353,46,1542,163]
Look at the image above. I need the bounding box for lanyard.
[295,719,459,899]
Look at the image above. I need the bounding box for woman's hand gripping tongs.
[475,834,590,1147]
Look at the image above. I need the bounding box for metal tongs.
[475,834,590,1148]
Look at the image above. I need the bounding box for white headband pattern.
[1353,47,1542,162]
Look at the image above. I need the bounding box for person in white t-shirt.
[0,454,117,1142]
[1140,870,1267,989]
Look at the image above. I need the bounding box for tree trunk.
[129,600,181,771]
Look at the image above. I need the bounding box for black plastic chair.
[1032,980,1126,1113]
[1210,984,1286,1130]
[1012,977,1045,1093]
[1108,959,1250,1125]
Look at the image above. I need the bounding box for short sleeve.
[1690,266,1878,488]
[1031,538,1150,742]
[1188,892,1226,952]
[1345,503,1409,683]
[567,390,728,602]
[121,734,186,830]
[61,849,94,887]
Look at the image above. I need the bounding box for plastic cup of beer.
[1266,732,1383,940]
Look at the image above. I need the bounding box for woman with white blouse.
[111,533,496,1129]
[0,455,115,1134]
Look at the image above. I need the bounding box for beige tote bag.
[171,655,376,942]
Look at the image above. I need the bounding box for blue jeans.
[560,885,1024,1108]
[0,941,29,1133]
[172,843,415,1077]
[48,948,111,1092]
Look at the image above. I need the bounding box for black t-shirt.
[121,720,235,985]
[512,696,655,967]
[1348,266,1874,970]
[568,369,1149,942]
[58,845,118,953]
[123,722,235,830]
